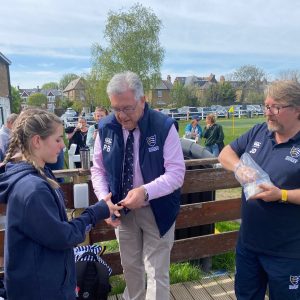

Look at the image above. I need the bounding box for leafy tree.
[170,82,189,107]
[27,93,47,108]
[59,73,79,90]
[56,96,73,110]
[10,86,21,113]
[203,82,236,106]
[41,82,59,90]
[83,72,110,110]
[91,3,164,93]
[244,90,265,104]
[170,81,199,107]
[71,100,83,113]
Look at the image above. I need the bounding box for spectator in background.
[203,114,224,156]
[0,113,18,161]
[184,115,202,142]
[65,117,88,168]
[86,107,109,150]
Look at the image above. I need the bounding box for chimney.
[167,75,171,82]
[220,75,225,83]
[37,86,40,91]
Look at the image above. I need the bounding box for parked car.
[197,107,215,119]
[64,116,78,128]
[178,106,199,119]
[160,108,186,120]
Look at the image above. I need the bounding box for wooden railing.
[0,158,241,276]
[55,158,241,275]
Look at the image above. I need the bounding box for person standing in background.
[65,117,88,168]
[219,80,300,300]
[86,107,108,150]
[203,114,224,156]
[0,113,18,162]
[91,71,185,300]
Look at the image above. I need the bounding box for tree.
[230,65,267,103]
[231,65,266,86]
[42,82,59,90]
[71,100,84,113]
[203,82,236,106]
[170,82,189,107]
[27,93,47,108]
[59,73,79,90]
[91,3,165,93]
[277,69,300,82]
[10,86,21,113]
[83,72,110,110]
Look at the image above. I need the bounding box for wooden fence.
[0,158,241,276]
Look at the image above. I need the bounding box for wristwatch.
[144,187,149,202]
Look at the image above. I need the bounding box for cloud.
[1,0,300,87]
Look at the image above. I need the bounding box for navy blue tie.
[122,129,135,212]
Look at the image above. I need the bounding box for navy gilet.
[99,103,181,236]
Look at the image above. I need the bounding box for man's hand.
[118,186,146,210]
[250,183,281,202]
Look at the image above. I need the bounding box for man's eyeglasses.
[264,105,293,115]
[111,102,138,115]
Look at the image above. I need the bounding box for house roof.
[0,52,11,65]
[19,88,62,97]
[162,80,173,89]
[63,77,83,92]
[174,74,218,88]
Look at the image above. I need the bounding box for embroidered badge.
[103,137,112,152]
[289,275,300,290]
[290,146,300,158]
[146,134,159,153]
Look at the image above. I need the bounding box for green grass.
[178,116,265,146]
[212,221,241,272]
[170,262,203,284]
[109,262,204,295]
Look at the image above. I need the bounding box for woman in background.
[66,117,88,168]
[86,107,108,150]
[203,114,224,156]
[184,115,202,143]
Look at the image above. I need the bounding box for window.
[157,90,162,98]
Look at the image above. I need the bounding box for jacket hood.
[0,162,38,204]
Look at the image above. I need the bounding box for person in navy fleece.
[0,108,122,300]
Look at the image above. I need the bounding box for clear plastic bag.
[235,153,273,200]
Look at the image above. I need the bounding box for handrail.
[0,158,242,276]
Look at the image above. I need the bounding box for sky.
[1,0,300,88]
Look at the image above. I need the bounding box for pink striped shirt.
[91,124,185,202]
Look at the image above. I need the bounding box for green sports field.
[178,116,266,145]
